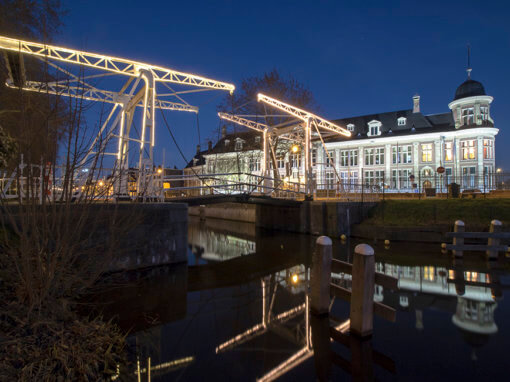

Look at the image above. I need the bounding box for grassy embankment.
[363,198,510,227]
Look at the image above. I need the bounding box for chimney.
[221,125,227,138]
[208,141,212,151]
[196,144,201,154]
[413,94,420,113]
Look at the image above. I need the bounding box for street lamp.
[291,144,300,153]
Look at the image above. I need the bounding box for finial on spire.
[467,43,472,79]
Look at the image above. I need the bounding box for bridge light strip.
[0,35,235,93]
[257,93,351,137]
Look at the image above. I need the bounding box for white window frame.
[347,123,355,132]
[367,120,382,137]
[397,117,406,126]
[234,138,243,151]
[421,143,433,162]
[483,139,494,159]
[461,140,476,160]
[462,107,475,125]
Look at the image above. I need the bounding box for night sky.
[60,0,510,169]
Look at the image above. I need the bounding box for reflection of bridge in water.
[88,221,509,379]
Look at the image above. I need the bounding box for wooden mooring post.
[487,220,502,260]
[452,220,465,258]
[310,237,397,339]
[445,219,509,260]
[309,237,398,379]
[350,244,375,337]
[310,236,333,315]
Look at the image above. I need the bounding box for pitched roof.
[325,109,492,143]
[205,130,263,155]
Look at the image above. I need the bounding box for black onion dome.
[454,79,486,101]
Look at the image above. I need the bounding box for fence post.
[310,236,332,315]
[350,243,375,338]
[486,220,502,260]
[453,220,464,258]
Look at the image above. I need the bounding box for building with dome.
[186,67,497,195]
[316,68,497,192]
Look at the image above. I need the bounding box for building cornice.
[322,127,499,148]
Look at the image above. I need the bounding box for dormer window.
[235,138,243,151]
[224,139,230,146]
[367,120,381,137]
[255,136,261,144]
[398,117,406,126]
[347,123,355,132]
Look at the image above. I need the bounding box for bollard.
[452,220,465,258]
[486,220,502,260]
[350,243,375,338]
[310,236,332,315]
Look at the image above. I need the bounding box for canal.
[93,216,510,381]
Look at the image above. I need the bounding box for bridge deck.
[165,193,303,207]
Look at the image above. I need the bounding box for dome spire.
[467,43,472,79]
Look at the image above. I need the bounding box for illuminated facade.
[187,70,497,193]
[318,72,497,191]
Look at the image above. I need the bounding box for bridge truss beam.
[257,93,351,198]
[0,35,235,199]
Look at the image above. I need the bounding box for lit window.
[347,123,355,132]
[398,117,406,126]
[462,107,474,125]
[341,149,358,166]
[483,139,494,159]
[444,142,453,161]
[421,144,433,162]
[424,266,435,281]
[461,140,476,160]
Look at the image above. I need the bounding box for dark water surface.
[95,217,510,381]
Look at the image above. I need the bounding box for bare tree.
[215,69,317,185]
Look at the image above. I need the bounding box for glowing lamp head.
[291,274,299,285]
[157,167,163,174]
[291,145,299,153]
[98,180,104,187]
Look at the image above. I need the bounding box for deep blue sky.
[60,0,510,169]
